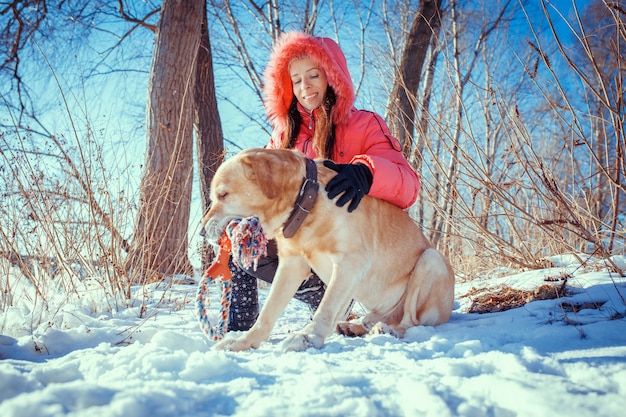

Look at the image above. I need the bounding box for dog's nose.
[199,227,206,237]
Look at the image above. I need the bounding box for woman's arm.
[345,112,421,210]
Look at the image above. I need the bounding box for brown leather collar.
[282,158,319,238]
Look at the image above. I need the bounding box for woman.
[227,31,421,331]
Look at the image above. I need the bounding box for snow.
[1,254,625,417]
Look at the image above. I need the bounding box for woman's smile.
[289,57,328,112]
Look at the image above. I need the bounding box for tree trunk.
[431,0,462,252]
[387,0,442,157]
[126,0,204,281]
[195,1,224,270]
[411,34,441,226]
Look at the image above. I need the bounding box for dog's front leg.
[214,255,309,351]
[283,260,362,351]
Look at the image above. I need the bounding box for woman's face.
[289,57,328,112]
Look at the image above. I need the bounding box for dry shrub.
[464,282,569,314]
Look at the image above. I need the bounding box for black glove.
[323,161,373,212]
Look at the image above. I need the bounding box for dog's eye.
[218,192,229,200]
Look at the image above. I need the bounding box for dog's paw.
[369,322,399,337]
[213,335,258,351]
[336,321,368,337]
[337,321,400,338]
[282,333,324,352]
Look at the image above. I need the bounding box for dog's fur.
[202,148,455,351]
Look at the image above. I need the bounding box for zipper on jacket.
[308,110,313,129]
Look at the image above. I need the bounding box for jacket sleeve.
[348,113,420,209]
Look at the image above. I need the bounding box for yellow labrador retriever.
[202,148,454,351]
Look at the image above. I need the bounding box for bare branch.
[116,0,159,33]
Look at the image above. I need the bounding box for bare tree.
[386,0,443,158]
[0,1,139,268]
[429,0,512,251]
[195,2,225,269]
[196,4,224,213]
[411,33,442,225]
[570,0,626,252]
[532,0,625,257]
[125,0,204,281]
[0,0,48,123]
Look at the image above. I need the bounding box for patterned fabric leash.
[196,216,267,341]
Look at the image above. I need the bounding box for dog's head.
[201,148,305,242]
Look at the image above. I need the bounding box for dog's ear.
[240,150,284,199]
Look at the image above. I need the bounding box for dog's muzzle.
[201,216,240,244]
[202,221,223,244]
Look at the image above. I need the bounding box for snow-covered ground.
[1,254,625,417]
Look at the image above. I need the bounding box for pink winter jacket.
[262,32,420,209]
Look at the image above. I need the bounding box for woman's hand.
[323,161,373,212]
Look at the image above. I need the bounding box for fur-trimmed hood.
[262,31,355,131]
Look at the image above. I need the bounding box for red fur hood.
[262,32,355,131]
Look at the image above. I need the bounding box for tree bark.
[195,4,224,212]
[412,42,441,225]
[195,1,224,269]
[126,0,204,281]
[387,0,442,158]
